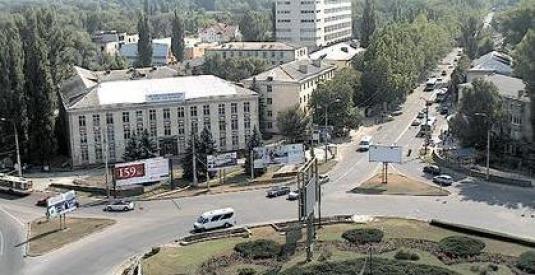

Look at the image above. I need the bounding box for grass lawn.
[141,218,533,274]
[28,217,115,256]
[351,172,449,196]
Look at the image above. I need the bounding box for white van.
[358,135,373,151]
[193,208,236,232]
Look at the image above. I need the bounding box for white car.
[287,191,299,201]
[411,119,421,126]
[433,175,453,186]
[193,208,236,232]
[105,200,135,211]
[319,174,330,184]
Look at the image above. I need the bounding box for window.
[267,85,272,93]
[123,127,131,139]
[219,135,226,148]
[219,120,226,131]
[81,146,89,161]
[231,118,238,130]
[136,111,143,122]
[122,112,129,123]
[150,124,157,137]
[218,104,225,115]
[204,119,211,130]
[232,135,239,147]
[92,114,100,128]
[177,107,185,118]
[267,122,273,129]
[267,98,272,105]
[163,108,170,120]
[221,213,233,219]
[231,103,238,114]
[78,115,86,127]
[203,105,210,116]
[164,124,171,136]
[244,117,251,129]
[178,121,185,135]
[95,147,102,161]
[267,111,273,117]
[149,109,156,121]
[79,131,87,144]
[191,121,198,134]
[190,106,197,117]
[211,215,222,222]
[106,113,114,125]
[244,102,250,113]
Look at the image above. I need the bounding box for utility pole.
[486,129,490,180]
[192,134,198,186]
[103,128,110,202]
[0,118,22,177]
[324,106,328,163]
[250,149,255,180]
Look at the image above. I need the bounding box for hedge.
[341,228,384,244]
[234,239,281,259]
[517,251,535,273]
[438,236,485,257]
[394,249,420,261]
[237,267,257,275]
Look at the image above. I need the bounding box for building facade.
[309,40,363,69]
[92,31,139,57]
[275,0,352,48]
[242,58,336,133]
[61,70,258,167]
[119,38,175,66]
[466,51,513,82]
[198,23,241,43]
[205,42,308,65]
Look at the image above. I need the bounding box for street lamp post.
[475,113,491,180]
[317,98,341,163]
[0,118,22,177]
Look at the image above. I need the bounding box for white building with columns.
[275,0,352,48]
[60,67,258,167]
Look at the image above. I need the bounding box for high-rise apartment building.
[275,0,352,48]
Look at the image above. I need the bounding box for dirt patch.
[351,172,449,196]
[27,217,115,256]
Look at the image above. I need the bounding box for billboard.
[114,157,170,186]
[304,178,316,217]
[46,190,78,218]
[369,145,403,163]
[253,144,305,168]
[207,152,238,171]
[312,126,334,142]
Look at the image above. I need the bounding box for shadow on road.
[15,228,63,248]
[455,180,535,210]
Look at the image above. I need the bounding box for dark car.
[440,105,449,115]
[423,165,441,175]
[441,70,447,76]
[266,186,291,198]
[36,196,51,207]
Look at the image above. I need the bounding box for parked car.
[440,105,449,115]
[266,186,291,198]
[36,196,51,207]
[287,191,299,201]
[105,200,135,211]
[417,111,425,119]
[411,119,421,126]
[358,136,373,151]
[433,175,453,186]
[193,208,236,232]
[319,174,330,184]
[441,70,447,76]
[423,165,441,175]
[391,110,403,116]
[384,114,395,122]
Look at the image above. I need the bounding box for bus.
[425,78,439,91]
[0,173,33,195]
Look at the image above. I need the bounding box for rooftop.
[470,51,513,76]
[209,42,303,51]
[485,74,528,102]
[246,58,335,83]
[68,75,256,110]
[309,41,364,61]
[119,38,171,58]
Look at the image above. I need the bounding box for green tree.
[244,127,264,177]
[137,8,153,67]
[276,105,310,143]
[250,77,267,134]
[360,0,376,48]
[477,35,495,57]
[450,79,503,149]
[123,129,158,161]
[181,128,216,183]
[459,15,481,60]
[239,10,271,42]
[450,54,471,102]
[171,9,185,62]
[512,29,535,138]
[203,55,269,82]
[495,0,535,46]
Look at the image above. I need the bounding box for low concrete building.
[205,42,308,65]
[198,23,241,43]
[119,37,175,66]
[92,31,139,57]
[242,58,336,133]
[466,51,512,82]
[60,68,259,167]
[309,41,363,69]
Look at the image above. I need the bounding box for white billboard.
[253,144,305,168]
[207,152,238,171]
[304,178,316,217]
[114,157,170,187]
[46,190,78,218]
[369,145,403,163]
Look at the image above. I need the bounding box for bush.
[238,267,257,275]
[438,236,485,257]
[394,249,420,261]
[517,251,535,273]
[234,239,281,259]
[342,228,384,244]
[318,248,333,262]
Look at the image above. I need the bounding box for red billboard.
[114,163,145,180]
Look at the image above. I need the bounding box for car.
[391,110,403,116]
[440,105,449,115]
[384,114,395,122]
[417,111,425,119]
[358,135,373,151]
[319,174,330,184]
[423,165,441,175]
[411,119,421,126]
[441,70,447,76]
[193,208,236,232]
[105,200,135,211]
[266,186,291,198]
[36,196,51,207]
[287,191,299,201]
[433,174,453,186]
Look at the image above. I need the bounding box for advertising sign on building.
[114,157,170,186]
[253,144,305,168]
[369,145,403,163]
[207,152,238,171]
[46,190,78,219]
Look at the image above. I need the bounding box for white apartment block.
[60,68,258,167]
[205,42,308,66]
[242,58,336,133]
[275,0,352,48]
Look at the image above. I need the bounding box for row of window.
[324,7,351,14]
[325,29,351,42]
[324,14,351,23]
[219,50,287,60]
[324,22,352,33]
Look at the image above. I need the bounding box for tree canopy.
[276,105,311,143]
[203,55,269,82]
[123,129,158,161]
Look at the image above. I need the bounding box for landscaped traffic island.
[141,218,535,275]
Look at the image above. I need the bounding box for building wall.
[205,47,308,66]
[275,0,352,47]
[68,96,258,166]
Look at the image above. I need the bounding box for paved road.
[2,48,535,275]
[0,200,26,275]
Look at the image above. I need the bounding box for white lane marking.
[0,230,4,256]
[0,206,25,228]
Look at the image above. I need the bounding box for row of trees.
[202,55,269,82]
